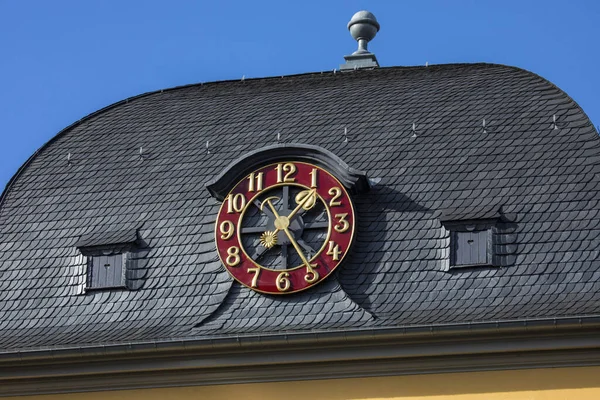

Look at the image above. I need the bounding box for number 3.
[334,213,350,233]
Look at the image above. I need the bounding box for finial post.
[340,11,380,70]
[356,39,369,54]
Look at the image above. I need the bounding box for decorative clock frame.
[207,144,370,294]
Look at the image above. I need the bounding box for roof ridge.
[0,62,554,211]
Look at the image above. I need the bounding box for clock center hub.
[274,215,290,230]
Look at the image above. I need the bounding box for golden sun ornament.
[259,231,278,249]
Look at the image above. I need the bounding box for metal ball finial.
[347,10,380,55]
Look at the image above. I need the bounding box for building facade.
[1,11,600,400]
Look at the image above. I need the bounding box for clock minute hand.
[263,198,319,283]
[282,228,319,283]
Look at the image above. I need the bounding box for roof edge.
[1,316,600,396]
[1,314,599,361]
[501,63,599,138]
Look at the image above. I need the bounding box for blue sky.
[1,1,598,190]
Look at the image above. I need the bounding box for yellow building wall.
[7,366,600,400]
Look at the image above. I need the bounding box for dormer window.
[450,225,492,267]
[76,228,144,291]
[87,252,127,289]
[440,206,519,271]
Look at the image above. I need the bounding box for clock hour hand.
[259,193,313,237]
[257,191,316,236]
[286,189,317,221]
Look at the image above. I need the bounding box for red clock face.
[215,162,355,294]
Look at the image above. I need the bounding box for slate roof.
[1,63,599,351]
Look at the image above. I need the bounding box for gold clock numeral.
[247,267,260,288]
[226,193,246,213]
[309,168,318,188]
[219,220,235,240]
[334,213,350,233]
[305,268,319,283]
[247,172,264,192]
[276,271,291,292]
[326,241,342,261]
[275,163,297,183]
[226,246,241,266]
[328,187,342,207]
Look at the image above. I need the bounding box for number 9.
[220,220,235,240]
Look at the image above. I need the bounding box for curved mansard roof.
[0,64,599,351]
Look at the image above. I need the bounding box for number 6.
[276,272,291,292]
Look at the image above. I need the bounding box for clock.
[215,161,355,294]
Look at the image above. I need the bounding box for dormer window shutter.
[88,253,127,289]
[451,229,491,266]
[76,228,146,291]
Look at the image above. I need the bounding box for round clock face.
[215,162,355,294]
